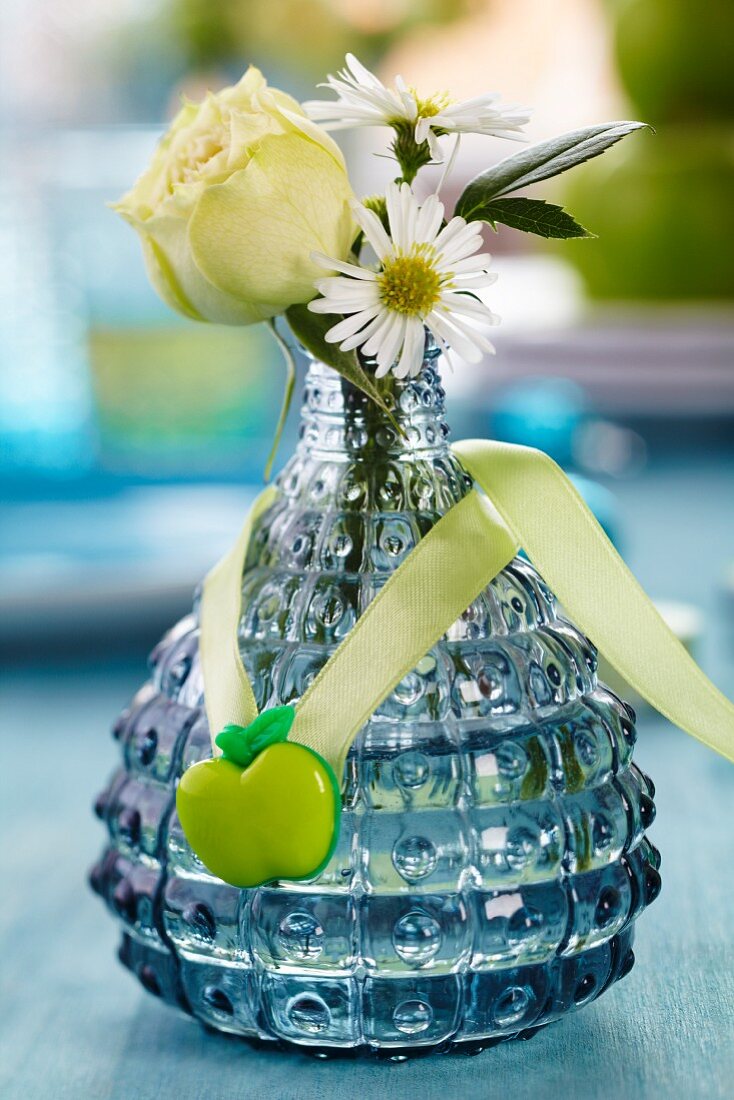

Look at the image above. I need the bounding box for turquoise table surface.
[2,455,733,1100]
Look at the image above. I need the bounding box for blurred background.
[1,4,734,1093]
[1,0,733,667]
[0,6,730,1091]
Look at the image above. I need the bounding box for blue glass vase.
[90,342,660,1055]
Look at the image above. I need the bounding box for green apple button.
[176,706,340,888]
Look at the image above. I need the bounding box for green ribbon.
[199,484,277,735]
[454,440,734,763]
[201,439,734,778]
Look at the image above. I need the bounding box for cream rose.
[114,67,356,325]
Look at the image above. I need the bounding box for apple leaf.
[471,197,593,239]
[286,303,401,433]
[456,121,650,218]
[215,725,256,767]
[216,706,295,767]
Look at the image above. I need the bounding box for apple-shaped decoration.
[176,706,340,888]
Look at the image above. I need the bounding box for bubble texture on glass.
[91,347,660,1053]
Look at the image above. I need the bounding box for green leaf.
[456,121,650,219]
[285,303,401,434]
[471,197,593,239]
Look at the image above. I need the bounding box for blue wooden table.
[2,456,733,1099]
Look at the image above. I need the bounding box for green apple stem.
[215,706,296,768]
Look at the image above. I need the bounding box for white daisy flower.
[303,53,530,161]
[304,53,418,134]
[308,181,500,380]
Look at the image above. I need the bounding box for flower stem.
[391,122,433,185]
[264,318,297,482]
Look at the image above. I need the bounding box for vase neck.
[274,343,472,518]
[295,346,451,465]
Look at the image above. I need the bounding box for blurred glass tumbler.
[91,344,660,1055]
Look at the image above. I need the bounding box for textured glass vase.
[90,342,661,1055]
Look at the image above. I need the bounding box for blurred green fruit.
[613,0,734,122]
[561,126,734,300]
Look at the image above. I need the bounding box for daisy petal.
[433,216,474,254]
[426,128,443,162]
[308,296,342,314]
[337,288,381,305]
[303,52,530,152]
[395,317,425,378]
[435,220,484,262]
[427,311,484,363]
[448,253,493,274]
[325,306,382,344]
[384,181,403,245]
[415,117,430,144]
[310,288,378,313]
[415,192,444,243]
[351,203,392,260]
[451,272,499,289]
[394,75,418,119]
[447,311,497,355]
[375,312,407,375]
[313,276,378,299]
[311,252,378,279]
[400,183,418,247]
[346,53,384,89]
[340,309,387,351]
[440,292,499,326]
[361,311,395,359]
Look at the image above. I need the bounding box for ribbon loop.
[200,439,734,783]
[201,484,518,775]
[453,439,734,763]
[200,486,277,739]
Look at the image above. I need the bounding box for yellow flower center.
[378,247,442,317]
[413,89,451,119]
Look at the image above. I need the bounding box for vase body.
[91,345,660,1054]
